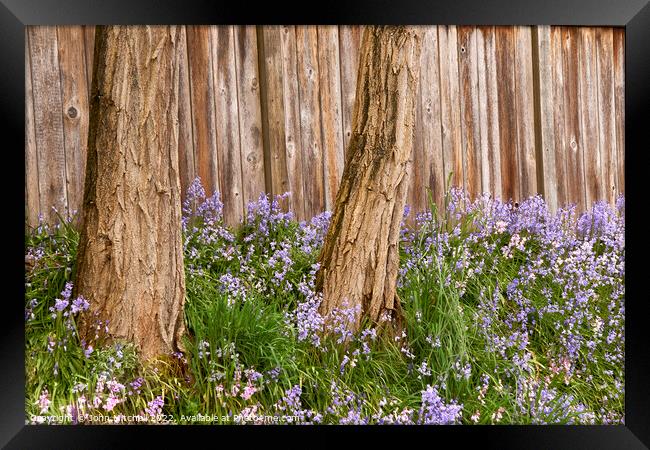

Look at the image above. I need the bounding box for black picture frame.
[2,1,648,448]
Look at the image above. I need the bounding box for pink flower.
[38,389,50,414]
[103,393,121,411]
[241,383,257,400]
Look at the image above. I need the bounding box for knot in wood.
[67,106,78,118]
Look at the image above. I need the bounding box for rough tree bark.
[74,26,186,360]
[316,26,423,333]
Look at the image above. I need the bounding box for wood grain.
[457,26,482,199]
[25,31,40,228]
[438,26,464,192]
[495,26,518,203]
[234,25,266,210]
[28,26,68,222]
[212,26,244,225]
[477,26,502,201]
[176,26,196,201]
[83,25,95,95]
[409,26,444,214]
[317,26,345,211]
[338,25,362,159]
[595,27,617,205]
[57,26,90,218]
[280,26,306,220]
[562,27,586,211]
[26,25,626,223]
[258,26,290,199]
[551,27,569,208]
[534,26,558,211]
[186,26,219,198]
[613,28,625,196]
[577,27,602,209]
[514,26,537,200]
[295,26,325,217]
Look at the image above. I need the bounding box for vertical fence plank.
[296,26,325,219]
[279,26,306,220]
[409,26,444,214]
[28,26,68,223]
[577,27,602,209]
[25,31,40,228]
[258,26,290,200]
[211,26,244,225]
[338,25,362,159]
[83,25,95,93]
[562,27,586,211]
[57,26,90,218]
[317,26,345,211]
[438,25,464,191]
[176,26,196,201]
[613,28,625,196]
[186,26,219,199]
[534,26,558,212]
[514,26,537,200]
[457,26,482,199]
[477,26,502,202]
[595,27,618,205]
[550,27,569,208]
[234,25,266,210]
[495,26,518,203]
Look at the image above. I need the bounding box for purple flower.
[144,396,164,418]
[70,296,90,314]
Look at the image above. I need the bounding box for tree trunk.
[74,26,186,360]
[316,26,423,333]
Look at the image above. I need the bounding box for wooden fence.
[25,25,625,227]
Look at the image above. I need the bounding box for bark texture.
[75,26,186,360]
[316,26,423,332]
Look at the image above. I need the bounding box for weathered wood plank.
[186,26,219,198]
[409,26,444,214]
[477,26,502,202]
[438,25,464,192]
[595,27,618,205]
[409,46,426,216]
[234,25,266,209]
[212,25,244,226]
[317,26,345,211]
[562,27,586,211]
[514,26,537,200]
[258,26,290,201]
[577,27,602,209]
[57,26,90,218]
[495,26,518,203]
[338,25,362,159]
[295,25,325,218]
[534,26,558,212]
[25,31,40,228]
[279,26,306,220]
[177,26,196,201]
[28,26,68,223]
[83,25,95,95]
[457,26,482,200]
[613,28,625,196]
[550,27,569,208]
